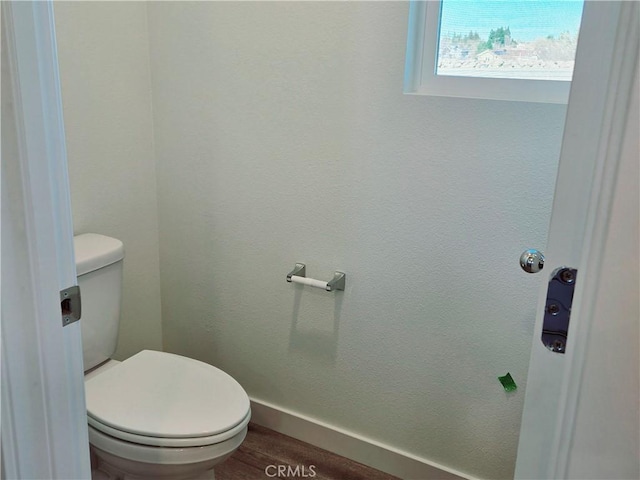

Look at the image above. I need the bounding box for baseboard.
[249,398,473,480]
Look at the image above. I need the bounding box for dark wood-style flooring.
[215,423,400,480]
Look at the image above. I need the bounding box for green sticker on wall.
[498,372,517,392]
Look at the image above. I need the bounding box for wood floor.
[215,423,400,480]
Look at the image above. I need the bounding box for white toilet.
[76,233,251,480]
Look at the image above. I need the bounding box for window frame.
[404,0,573,104]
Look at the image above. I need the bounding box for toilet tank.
[74,234,125,372]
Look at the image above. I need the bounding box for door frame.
[0,0,637,479]
[1,1,90,478]
[515,1,639,478]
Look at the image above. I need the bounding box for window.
[404,1,585,103]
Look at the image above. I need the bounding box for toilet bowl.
[76,234,251,480]
[85,351,250,480]
[85,350,251,480]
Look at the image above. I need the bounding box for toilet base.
[91,466,215,480]
[87,420,247,480]
[91,445,225,480]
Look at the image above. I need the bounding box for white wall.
[147,3,566,478]
[54,2,162,359]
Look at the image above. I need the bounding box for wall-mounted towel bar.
[286,263,345,292]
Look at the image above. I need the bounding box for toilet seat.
[88,409,251,447]
[85,350,251,448]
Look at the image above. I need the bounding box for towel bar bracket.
[286,263,306,282]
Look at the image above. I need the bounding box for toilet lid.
[85,350,250,439]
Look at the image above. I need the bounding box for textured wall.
[54,2,163,360]
[147,2,566,478]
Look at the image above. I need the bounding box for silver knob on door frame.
[520,249,545,273]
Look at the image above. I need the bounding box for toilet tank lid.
[74,233,124,276]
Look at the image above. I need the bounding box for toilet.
[76,233,251,480]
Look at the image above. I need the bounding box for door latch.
[60,285,81,327]
[542,267,577,353]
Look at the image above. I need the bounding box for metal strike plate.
[541,267,577,353]
[60,285,81,327]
